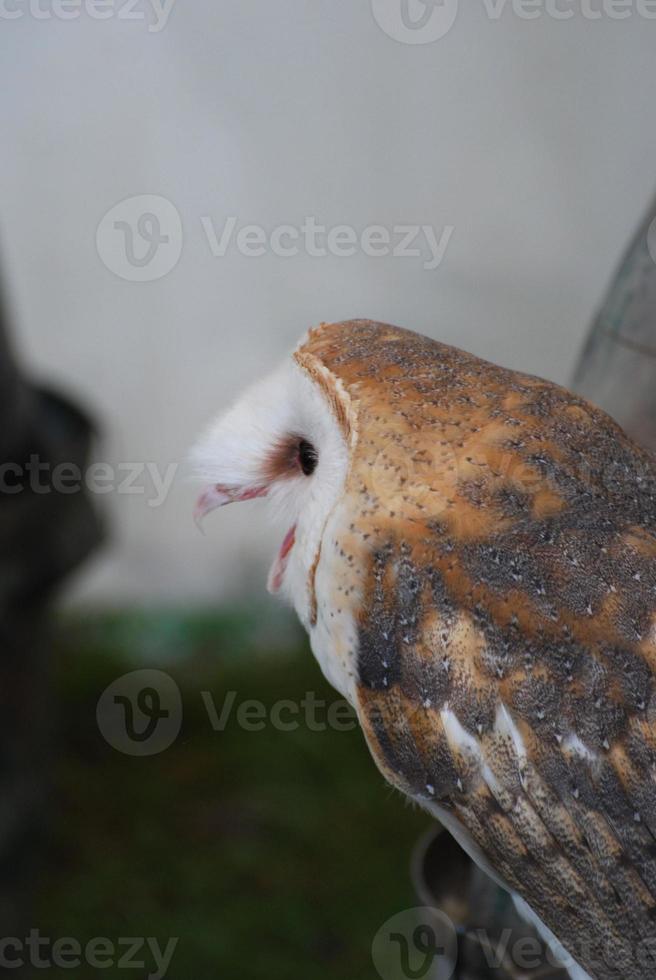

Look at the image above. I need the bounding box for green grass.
[29,610,430,979]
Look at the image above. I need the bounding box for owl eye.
[298,439,318,476]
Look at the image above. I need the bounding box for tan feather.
[296,319,656,980]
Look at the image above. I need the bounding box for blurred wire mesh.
[574,196,656,450]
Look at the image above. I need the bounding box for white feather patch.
[440,707,503,797]
[192,354,349,629]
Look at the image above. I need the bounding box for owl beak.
[194,484,268,530]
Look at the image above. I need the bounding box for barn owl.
[193,320,656,980]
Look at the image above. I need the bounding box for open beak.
[266,524,296,595]
[195,482,295,595]
[194,484,268,529]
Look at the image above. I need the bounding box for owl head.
[192,318,509,630]
[192,322,362,629]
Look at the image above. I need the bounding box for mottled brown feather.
[297,319,656,979]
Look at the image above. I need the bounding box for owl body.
[195,320,656,980]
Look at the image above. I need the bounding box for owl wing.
[354,514,656,980]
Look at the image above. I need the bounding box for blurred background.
[1,2,656,977]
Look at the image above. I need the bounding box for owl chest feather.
[308,505,364,705]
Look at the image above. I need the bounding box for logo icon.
[372,907,457,980]
[96,195,183,281]
[97,669,182,756]
[371,0,458,44]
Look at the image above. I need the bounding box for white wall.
[0,0,655,604]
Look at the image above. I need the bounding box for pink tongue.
[267,526,296,594]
